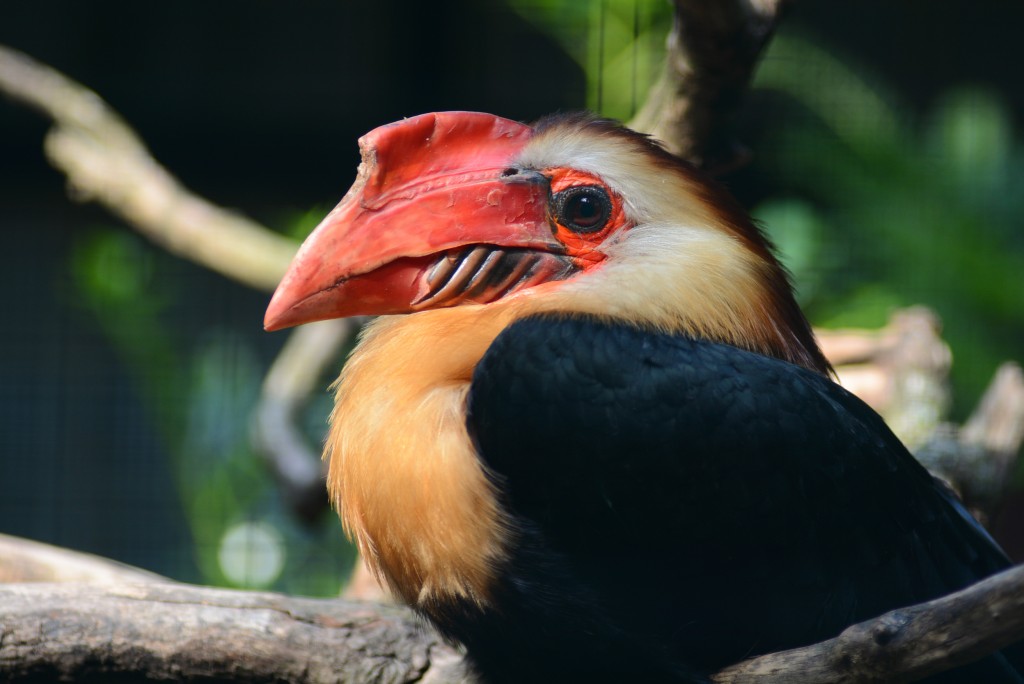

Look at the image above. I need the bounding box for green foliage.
[506,0,671,120]
[754,32,1024,413]
[499,5,1024,415]
[70,227,355,593]
[279,204,335,242]
[69,230,181,428]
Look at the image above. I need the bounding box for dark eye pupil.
[570,195,601,226]
[553,185,612,234]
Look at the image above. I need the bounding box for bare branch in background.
[819,309,1024,520]
[918,362,1024,517]
[818,307,952,447]
[251,318,359,523]
[0,43,297,292]
[0,534,165,585]
[629,0,790,170]
[0,42,354,513]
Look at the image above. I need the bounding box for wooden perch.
[0,536,456,682]
[714,562,1024,683]
[2,534,1024,683]
[0,581,468,683]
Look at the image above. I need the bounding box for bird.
[264,111,1023,683]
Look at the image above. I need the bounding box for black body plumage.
[460,314,1023,683]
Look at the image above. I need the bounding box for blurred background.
[1,0,1022,596]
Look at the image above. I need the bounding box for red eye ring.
[552,185,612,234]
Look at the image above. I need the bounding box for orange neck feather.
[326,302,523,610]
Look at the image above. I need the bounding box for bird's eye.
[552,185,612,234]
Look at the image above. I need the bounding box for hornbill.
[265,111,1023,683]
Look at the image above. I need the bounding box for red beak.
[264,112,570,331]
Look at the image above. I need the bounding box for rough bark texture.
[2,536,1024,683]
[628,0,789,170]
[0,581,468,683]
[0,536,442,681]
[713,563,1024,684]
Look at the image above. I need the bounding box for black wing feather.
[465,314,1021,683]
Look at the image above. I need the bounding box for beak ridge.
[265,112,551,331]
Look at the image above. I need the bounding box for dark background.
[2,1,1022,590]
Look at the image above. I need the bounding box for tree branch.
[2,534,1024,682]
[0,533,164,585]
[0,581,468,683]
[713,563,1024,683]
[917,362,1024,516]
[0,535,446,680]
[251,318,360,524]
[817,307,951,448]
[0,40,355,532]
[628,0,789,170]
[818,310,1024,519]
[0,43,297,292]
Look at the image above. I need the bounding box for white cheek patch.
[517,128,714,230]
[517,126,758,303]
[514,120,789,353]
[565,223,762,323]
